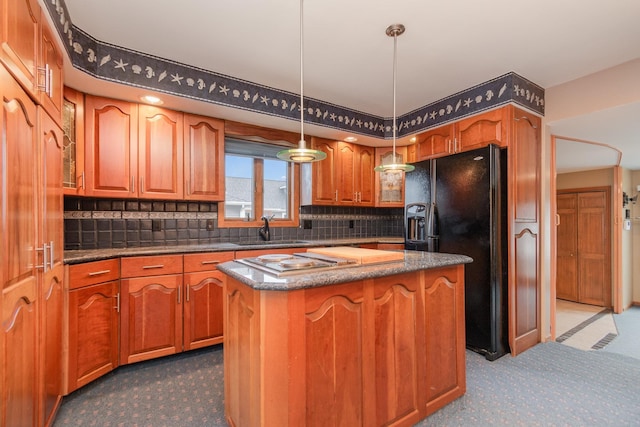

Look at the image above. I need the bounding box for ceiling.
[58,0,640,173]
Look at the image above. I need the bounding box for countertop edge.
[217,252,473,291]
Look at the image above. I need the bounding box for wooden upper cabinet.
[86,100,184,199]
[416,124,454,161]
[38,15,64,126]
[455,107,508,152]
[302,138,374,206]
[0,0,40,95]
[62,87,86,195]
[0,0,64,123]
[337,141,357,204]
[355,145,375,206]
[183,114,224,201]
[138,105,183,199]
[305,137,338,205]
[406,142,417,163]
[85,95,138,197]
[415,107,510,161]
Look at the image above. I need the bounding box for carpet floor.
[54,340,640,426]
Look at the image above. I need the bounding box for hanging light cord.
[391,28,398,159]
[299,0,305,147]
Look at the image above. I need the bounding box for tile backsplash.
[64,197,404,250]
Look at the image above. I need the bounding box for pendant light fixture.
[277,0,326,163]
[374,24,415,173]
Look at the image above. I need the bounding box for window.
[220,139,299,228]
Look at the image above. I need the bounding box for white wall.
[541,58,640,336]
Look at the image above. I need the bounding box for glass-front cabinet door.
[375,147,406,207]
[62,87,84,195]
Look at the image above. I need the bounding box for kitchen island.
[217,249,472,427]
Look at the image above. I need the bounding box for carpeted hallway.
[54,307,640,426]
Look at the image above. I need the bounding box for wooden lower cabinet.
[41,264,64,425]
[183,251,234,350]
[2,281,39,427]
[66,259,120,394]
[67,280,119,392]
[120,272,183,365]
[223,264,466,427]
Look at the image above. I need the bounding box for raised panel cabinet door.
[41,108,64,267]
[372,274,421,426]
[455,107,508,152]
[41,265,64,425]
[224,277,260,427]
[138,105,184,199]
[40,109,64,421]
[67,280,120,392]
[304,282,365,426]
[39,15,64,126]
[423,266,466,416]
[1,66,38,292]
[183,270,224,350]
[0,0,40,95]
[416,124,453,161]
[556,193,578,301]
[184,114,224,201]
[337,141,357,204]
[120,274,183,364]
[508,106,541,357]
[1,281,38,427]
[311,137,338,204]
[85,96,138,197]
[356,145,375,206]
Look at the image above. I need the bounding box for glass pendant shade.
[277,0,326,163]
[374,23,414,173]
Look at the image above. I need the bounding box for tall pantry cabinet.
[0,0,65,424]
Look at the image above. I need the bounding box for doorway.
[556,187,612,307]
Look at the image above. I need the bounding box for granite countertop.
[217,251,473,291]
[63,237,405,264]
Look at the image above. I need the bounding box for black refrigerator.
[404,144,509,361]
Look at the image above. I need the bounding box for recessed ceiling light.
[410,136,417,143]
[140,95,163,105]
[344,136,358,142]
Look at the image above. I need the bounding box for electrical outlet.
[206,219,215,231]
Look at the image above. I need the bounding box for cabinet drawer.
[184,251,235,272]
[69,259,120,289]
[120,254,183,278]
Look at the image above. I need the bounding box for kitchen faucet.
[258,215,274,241]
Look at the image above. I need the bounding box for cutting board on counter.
[307,246,404,264]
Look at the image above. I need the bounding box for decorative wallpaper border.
[46,0,544,140]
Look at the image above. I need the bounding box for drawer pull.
[201,260,221,265]
[142,264,164,269]
[88,269,111,276]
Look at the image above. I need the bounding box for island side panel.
[302,281,366,427]
[223,262,467,427]
[224,276,262,427]
[423,265,467,416]
[371,272,424,427]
